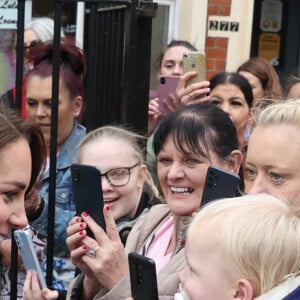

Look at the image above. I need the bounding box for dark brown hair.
[0,103,46,194]
[237,57,282,100]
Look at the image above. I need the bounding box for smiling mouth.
[170,186,194,195]
[104,198,118,204]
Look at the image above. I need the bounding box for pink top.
[140,216,174,273]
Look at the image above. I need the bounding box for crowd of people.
[0,16,300,300]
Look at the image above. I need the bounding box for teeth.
[171,186,192,194]
[104,199,116,203]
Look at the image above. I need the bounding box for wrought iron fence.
[7,0,157,299]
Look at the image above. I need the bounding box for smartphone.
[157,75,180,113]
[201,166,240,207]
[71,163,106,236]
[14,229,47,289]
[183,51,206,85]
[128,252,158,300]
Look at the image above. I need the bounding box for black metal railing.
[8,0,157,299]
[83,0,157,133]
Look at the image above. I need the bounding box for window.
[150,0,177,89]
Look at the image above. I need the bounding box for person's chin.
[169,203,196,217]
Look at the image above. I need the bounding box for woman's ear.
[137,164,147,189]
[233,279,255,300]
[226,150,243,174]
[248,107,256,124]
[73,96,83,117]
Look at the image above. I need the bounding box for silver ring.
[88,245,99,257]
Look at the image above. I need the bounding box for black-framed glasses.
[100,162,140,187]
[23,39,42,50]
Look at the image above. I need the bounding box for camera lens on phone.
[160,77,166,84]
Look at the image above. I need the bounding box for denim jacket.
[31,122,86,242]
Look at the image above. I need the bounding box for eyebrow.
[2,181,27,190]
[163,59,175,64]
[26,97,52,102]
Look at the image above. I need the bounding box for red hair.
[27,41,86,100]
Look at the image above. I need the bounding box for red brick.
[206,47,227,59]
[206,58,215,70]
[215,59,226,70]
[206,37,216,47]
[207,71,219,80]
[219,5,231,16]
[210,0,231,5]
[216,38,228,48]
[208,5,218,15]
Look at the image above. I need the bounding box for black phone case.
[71,164,106,235]
[128,252,158,300]
[201,166,240,207]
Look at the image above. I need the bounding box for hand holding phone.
[201,166,240,207]
[14,229,47,289]
[128,252,158,300]
[71,164,106,236]
[183,51,206,86]
[157,75,179,113]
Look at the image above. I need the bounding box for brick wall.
[206,0,232,80]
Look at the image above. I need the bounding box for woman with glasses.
[74,125,161,244]
[23,125,160,300]
[30,102,241,300]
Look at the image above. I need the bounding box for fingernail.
[79,230,84,235]
[82,211,89,217]
[105,205,110,211]
[82,245,88,250]
[80,223,85,228]
[76,217,81,222]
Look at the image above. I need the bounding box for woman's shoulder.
[125,204,170,252]
[133,203,170,229]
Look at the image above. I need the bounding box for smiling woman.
[75,125,161,241]
[60,102,242,300]
[0,102,45,240]
[0,104,47,300]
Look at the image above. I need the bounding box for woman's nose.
[101,176,114,191]
[220,103,231,115]
[172,64,183,76]
[167,162,185,180]
[247,175,268,194]
[36,104,46,116]
[9,203,28,230]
